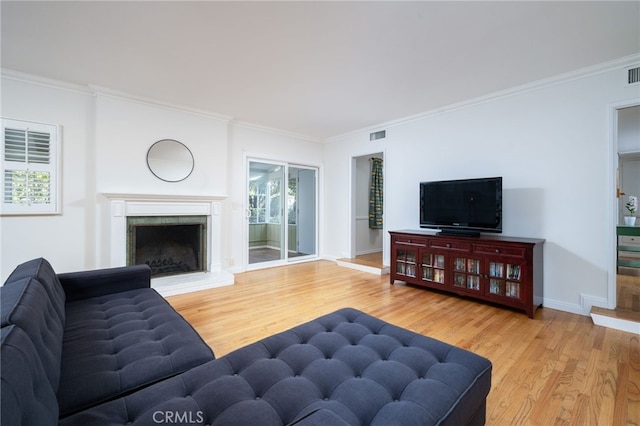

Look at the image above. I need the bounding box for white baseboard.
[355,248,383,256]
[541,294,609,317]
[336,259,389,275]
[590,312,640,335]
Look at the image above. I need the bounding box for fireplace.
[127,216,207,277]
[105,193,234,296]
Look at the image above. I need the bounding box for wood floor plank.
[166,260,639,425]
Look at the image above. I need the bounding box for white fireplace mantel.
[104,193,234,296]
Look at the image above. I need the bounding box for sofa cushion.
[58,287,215,417]
[4,257,65,321]
[0,277,65,391]
[60,308,492,426]
[58,264,151,303]
[1,325,59,426]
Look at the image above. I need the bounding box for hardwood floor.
[166,260,639,425]
[617,272,640,313]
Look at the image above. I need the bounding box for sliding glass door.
[288,166,317,258]
[248,160,317,267]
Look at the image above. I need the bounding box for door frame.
[349,151,386,262]
[607,99,640,309]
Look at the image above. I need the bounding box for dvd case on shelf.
[406,264,416,277]
[506,281,521,298]
[423,268,433,281]
[467,259,480,274]
[507,264,521,280]
[468,276,480,290]
[454,257,465,271]
[490,262,504,278]
[490,279,504,295]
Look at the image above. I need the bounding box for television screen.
[420,177,502,235]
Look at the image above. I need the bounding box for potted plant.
[624,195,637,226]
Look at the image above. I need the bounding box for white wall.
[93,94,230,266]
[1,76,96,276]
[324,59,640,315]
[94,94,229,196]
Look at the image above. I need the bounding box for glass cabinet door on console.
[487,260,525,302]
[395,249,418,279]
[421,252,445,286]
[452,257,482,293]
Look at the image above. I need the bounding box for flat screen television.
[420,177,502,236]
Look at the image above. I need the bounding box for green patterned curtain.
[369,158,383,229]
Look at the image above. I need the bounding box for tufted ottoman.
[61,308,492,425]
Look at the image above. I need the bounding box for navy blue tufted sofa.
[2,259,492,425]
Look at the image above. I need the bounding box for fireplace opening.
[127,216,207,278]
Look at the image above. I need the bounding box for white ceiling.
[2,1,639,140]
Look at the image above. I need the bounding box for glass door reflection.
[288,167,317,259]
[248,161,285,264]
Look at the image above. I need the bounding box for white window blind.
[1,118,61,215]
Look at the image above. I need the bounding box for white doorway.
[593,101,640,333]
[348,152,385,267]
[615,105,640,313]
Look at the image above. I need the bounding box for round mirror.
[146,139,194,182]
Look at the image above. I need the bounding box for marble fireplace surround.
[104,193,234,296]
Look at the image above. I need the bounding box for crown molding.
[230,119,324,144]
[326,54,640,143]
[1,68,233,123]
[6,53,639,144]
[89,85,233,123]
[1,68,94,97]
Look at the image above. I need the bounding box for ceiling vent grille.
[627,67,640,85]
[370,130,386,141]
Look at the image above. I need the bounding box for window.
[268,178,281,224]
[248,180,266,224]
[1,118,61,215]
[248,177,282,224]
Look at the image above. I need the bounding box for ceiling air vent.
[370,130,386,141]
[627,66,640,85]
